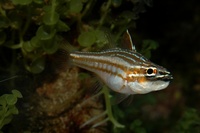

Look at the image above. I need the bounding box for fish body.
[68,31,172,95]
[70,48,171,94]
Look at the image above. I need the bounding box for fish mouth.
[157,71,173,81]
[161,74,173,81]
[147,73,173,81]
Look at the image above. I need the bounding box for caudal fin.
[51,40,77,72]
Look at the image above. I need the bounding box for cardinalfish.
[63,30,172,96]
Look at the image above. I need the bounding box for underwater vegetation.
[0,0,200,132]
[0,89,22,130]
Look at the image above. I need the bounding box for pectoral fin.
[111,92,131,105]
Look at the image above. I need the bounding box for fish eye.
[146,67,156,76]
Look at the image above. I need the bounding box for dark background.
[0,0,200,132]
[114,0,200,132]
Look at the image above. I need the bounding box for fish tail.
[52,40,76,70]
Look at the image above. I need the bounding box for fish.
[64,30,172,96]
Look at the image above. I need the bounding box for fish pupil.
[147,68,154,75]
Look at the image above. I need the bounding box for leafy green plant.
[0,0,155,131]
[141,39,159,58]
[173,108,200,133]
[78,29,108,48]
[0,0,70,73]
[0,0,147,73]
[129,119,146,133]
[0,90,22,130]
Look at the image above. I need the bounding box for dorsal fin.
[122,30,136,51]
[97,29,116,51]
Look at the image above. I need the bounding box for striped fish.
[68,31,172,95]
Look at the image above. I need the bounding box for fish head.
[127,64,173,94]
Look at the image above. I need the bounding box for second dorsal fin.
[122,30,136,51]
